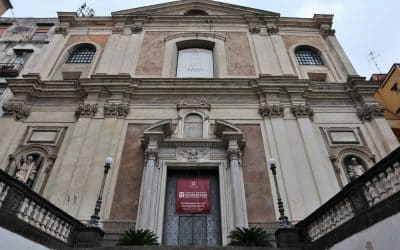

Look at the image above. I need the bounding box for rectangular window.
[177,48,213,78]
[13,50,32,66]
[32,28,49,41]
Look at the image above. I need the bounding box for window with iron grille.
[66,44,96,64]
[295,47,323,65]
[32,32,48,41]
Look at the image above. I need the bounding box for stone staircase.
[76,246,289,250]
[96,221,292,250]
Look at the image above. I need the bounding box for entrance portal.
[162,170,221,246]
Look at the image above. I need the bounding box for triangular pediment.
[112,0,279,16]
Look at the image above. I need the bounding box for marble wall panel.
[240,124,276,223]
[109,124,148,220]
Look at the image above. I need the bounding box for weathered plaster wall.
[135,32,172,76]
[109,124,147,220]
[223,32,256,76]
[240,124,276,223]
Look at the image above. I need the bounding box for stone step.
[75,246,297,250]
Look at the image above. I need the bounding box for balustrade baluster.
[24,200,35,222]
[0,183,9,207]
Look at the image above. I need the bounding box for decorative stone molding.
[306,198,355,241]
[112,26,124,34]
[267,22,279,35]
[356,104,385,121]
[227,147,241,161]
[75,103,98,118]
[322,28,336,38]
[249,26,260,34]
[103,103,130,118]
[2,103,31,120]
[176,100,211,110]
[54,26,68,36]
[177,148,209,162]
[267,26,279,35]
[258,104,284,118]
[131,26,143,34]
[144,147,158,165]
[290,104,314,119]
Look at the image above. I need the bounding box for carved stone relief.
[54,26,69,36]
[131,26,143,34]
[290,104,314,119]
[258,104,284,118]
[75,103,98,118]
[249,26,260,34]
[103,103,130,118]
[177,148,209,162]
[2,103,31,120]
[356,104,385,121]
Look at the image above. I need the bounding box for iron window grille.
[295,50,323,65]
[32,32,48,41]
[66,46,96,64]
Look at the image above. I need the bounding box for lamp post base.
[75,226,104,248]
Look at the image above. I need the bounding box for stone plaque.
[329,131,358,144]
[30,130,58,142]
[177,48,213,78]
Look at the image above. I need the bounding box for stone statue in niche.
[346,157,366,181]
[14,154,42,186]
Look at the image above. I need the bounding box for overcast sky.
[4,0,399,78]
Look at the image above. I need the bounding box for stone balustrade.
[0,169,85,248]
[295,147,400,247]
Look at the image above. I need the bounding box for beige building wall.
[0,0,398,245]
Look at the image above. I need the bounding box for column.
[291,105,340,203]
[227,139,248,228]
[136,139,158,230]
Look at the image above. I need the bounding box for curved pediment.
[112,0,279,17]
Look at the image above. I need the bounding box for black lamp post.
[268,158,290,228]
[87,157,113,227]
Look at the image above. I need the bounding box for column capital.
[356,104,385,121]
[290,104,314,120]
[75,103,98,118]
[145,147,158,162]
[227,147,241,162]
[2,102,31,120]
[259,104,284,118]
[104,103,130,118]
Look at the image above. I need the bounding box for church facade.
[0,0,398,246]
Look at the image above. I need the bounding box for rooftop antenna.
[368,51,382,73]
[77,2,95,17]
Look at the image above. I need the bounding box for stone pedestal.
[75,226,105,248]
[275,227,302,249]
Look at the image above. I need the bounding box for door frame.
[153,160,233,246]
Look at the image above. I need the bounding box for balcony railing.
[295,147,400,249]
[0,169,85,249]
[0,63,23,77]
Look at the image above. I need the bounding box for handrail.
[0,169,85,248]
[296,147,400,244]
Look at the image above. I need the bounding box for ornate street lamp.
[87,157,113,227]
[268,158,290,228]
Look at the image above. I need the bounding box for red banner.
[176,178,210,214]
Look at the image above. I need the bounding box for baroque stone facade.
[0,0,398,247]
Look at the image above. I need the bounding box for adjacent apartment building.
[0,0,398,246]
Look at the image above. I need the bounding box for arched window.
[66,44,96,64]
[184,114,203,138]
[295,46,323,65]
[184,9,209,16]
[176,40,214,78]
